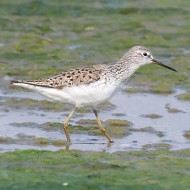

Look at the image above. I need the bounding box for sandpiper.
[11,46,177,143]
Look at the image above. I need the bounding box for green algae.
[10,119,133,140]
[52,139,68,147]
[124,87,151,94]
[0,137,13,144]
[76,101,115,113]
[165,103,185,113]
[105,119,132,127]
[141,113,163,119]
[125,84,175,95]
[76,119,98,126]
[34,138,49,146]
[184,130,190,139]
[4,98,71,112]
[177,92,190,101]
[130,126,165,137]
[67,125,99,134]
[67,124,130,139]
[112,113,126,117]
[1,149,190,189]
[0,135,69,148]
[11,122,63,132]
[96,101,116,111]
[142,143,172,150]
[104,119,132,138]
[11,119,132,139]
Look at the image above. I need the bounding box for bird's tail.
[11,80,24,85]
[11,80,35,90]
[10,79,54,90]
[11,79,42,90]
[10,80,63,101]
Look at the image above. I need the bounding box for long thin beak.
[152,59,177,72]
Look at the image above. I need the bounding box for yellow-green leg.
[93,109,114,143]
[63,107,77,142]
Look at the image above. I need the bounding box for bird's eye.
[143,52,148,56]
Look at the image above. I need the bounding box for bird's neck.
[107,57,140,84]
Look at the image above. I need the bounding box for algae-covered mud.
[1,149,190,190]
[0,0,190,189]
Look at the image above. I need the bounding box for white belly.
[14,81,119,107]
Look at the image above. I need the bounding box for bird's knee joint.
[63,123,68,129]
[100,128,106,133]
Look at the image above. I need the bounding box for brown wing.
[22,64,105,89]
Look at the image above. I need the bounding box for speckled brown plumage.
[19,64,106,89]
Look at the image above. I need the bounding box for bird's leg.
[63,107,77,142]
[93,109,114,143]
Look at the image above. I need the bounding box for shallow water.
[1,80,189,153]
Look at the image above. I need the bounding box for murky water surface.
[1,81,189,153]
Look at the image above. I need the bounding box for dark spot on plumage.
[56,85,63,89]
[67,75,71,78]
[96,77,100,81]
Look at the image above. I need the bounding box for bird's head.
[124,46,177,72]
